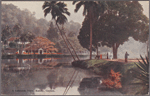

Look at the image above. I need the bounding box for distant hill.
[1,4,82,37]
[1,3,82,38]
[1,3,87,52]
[1,4,49,37]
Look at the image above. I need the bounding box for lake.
[1,56,123,95]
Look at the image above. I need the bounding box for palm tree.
[73,1,107,59]
[42,1,79,61]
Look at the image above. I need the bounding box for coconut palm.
[42,1,79,61]
[73,1,107,59]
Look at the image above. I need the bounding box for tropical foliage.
[42,1,70,25]
[1,25,12,43]
[134,55,149,87]
[78,1,149,59]
[19,32,35,43]
[47,22,59,42]
[73,1,108,59]
[42,1,79,61]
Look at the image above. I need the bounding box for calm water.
[1,56,123,95]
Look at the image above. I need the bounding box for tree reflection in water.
[47,70,58,89]
[1,56,104,95]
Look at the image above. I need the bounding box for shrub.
[102,69,122,89]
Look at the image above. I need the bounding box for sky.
[2,1,149,24]
[2,1,84,24]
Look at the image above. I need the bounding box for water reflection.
[2,56,103,95]
[78,77,102,90]
[2,56,126,95]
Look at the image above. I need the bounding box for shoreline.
[1,54,91,59]
[71,59,148,95]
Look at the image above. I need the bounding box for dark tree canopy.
[47,22,59,42]
[78,17,90,50]
[12,23,23,37]
[19,32,35,43]
[1,25,12,42]
[42,1,70,25]
[73,1,108,59]
[78,1,149,58]
[9,42,16,48]
[93,1,149,45]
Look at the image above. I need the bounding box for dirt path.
[103,59,142,63]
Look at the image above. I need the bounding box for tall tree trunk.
[147,40,149,57]
[112,43,119,59]
[61,26,79,60]
[97,43,99,56]
[63,34,79,60]
[89,7,93,59]
[56,23,76,61]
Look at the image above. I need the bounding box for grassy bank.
[72,59,137,77]
[72,59,148,95]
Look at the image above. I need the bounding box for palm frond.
[146,56,149,65]
[51,1,57,4]
[140,55,147,66]
[72,1,78,5]
[135,62,146,72]
[44,7,51,17]
[83,3,88,16]
[134,55,149,86]
[61,8,70,16]
[51,9,57,19]
[135,76,149,83]
[139,71,149,79]
[64,11,70,16]
[133,69,148,77]
[42,1,50,9]
[141,70,149,76]
[43,1,70,25]
[132,70,148,81]
[137,59,147,71]
[56,14,67,25]
[74,1,84,12]
[57,2,66,8]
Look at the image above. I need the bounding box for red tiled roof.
[8,37,19,41]
[33,36,55,45]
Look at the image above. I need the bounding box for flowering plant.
[102,69,122,89]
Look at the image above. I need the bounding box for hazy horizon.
[2,1,149,24]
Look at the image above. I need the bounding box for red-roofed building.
[2,37,31,55]
[8,37,30,48]
[17,36,58,54]
[7,37,19,42]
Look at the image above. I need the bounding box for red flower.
[102,69,122,89]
